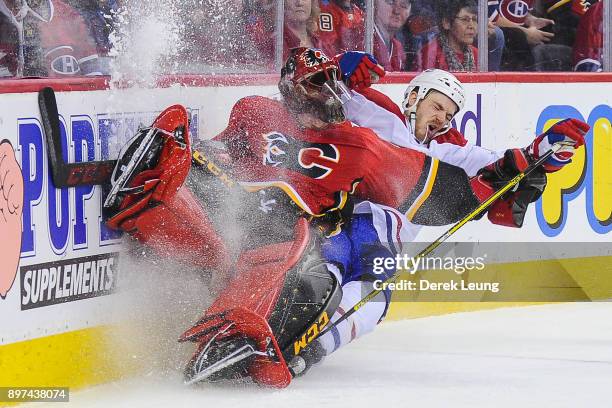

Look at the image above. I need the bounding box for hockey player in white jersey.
[336,52,587,228]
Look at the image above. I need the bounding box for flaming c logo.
[0,140,23,299]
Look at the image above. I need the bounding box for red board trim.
[0,72,610,94]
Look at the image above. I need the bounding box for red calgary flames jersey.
[572,1,603,71]
[318,0,365,53]
[213,96,432,216]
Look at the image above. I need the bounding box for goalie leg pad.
[120,186,232,271]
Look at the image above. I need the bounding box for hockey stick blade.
[38,87,116,187]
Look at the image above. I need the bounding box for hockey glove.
[471,148,532,202]
[288,339,327,378]
[485,168,547,227]
[336,51,385,90]
[527,118,589,172]
[471,148,550,228]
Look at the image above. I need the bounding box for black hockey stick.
[305,143,569,353]
[39,87,234,190]
[39,87,116,187]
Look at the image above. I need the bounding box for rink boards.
[0,74,610,389]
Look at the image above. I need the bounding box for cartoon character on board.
[0,139,23,299]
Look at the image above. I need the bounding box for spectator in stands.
[67,1,120,54]
[400,0,437,67]
[489,0,556,71]
[318,0,364,53]
[66,0,121,74]
[536,0,579,48]
[284,0,325,53]
[317,0,365,54]
[572,0,602,71]
[414,0,478,72]
[374,0,410,71]
[524,0,588,70]
[0,0,102,77]
[248,0,334,63]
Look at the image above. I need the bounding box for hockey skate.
[179,218,342,388]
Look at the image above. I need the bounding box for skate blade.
[184,343,267,386]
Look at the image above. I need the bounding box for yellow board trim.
[0,326,139,393]
[406,158,439,221]
[387,255,612,320]
[1,255,609,395]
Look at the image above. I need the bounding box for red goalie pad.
[105,105,232,272]
[179,218,312,388]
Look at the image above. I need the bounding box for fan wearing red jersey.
[317,0,365,53]
[572,1,603,72]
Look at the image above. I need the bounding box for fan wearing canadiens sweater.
[0,0,102,77]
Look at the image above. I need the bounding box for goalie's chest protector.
[221,97,428,215]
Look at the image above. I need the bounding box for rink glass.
[0,1,608,76]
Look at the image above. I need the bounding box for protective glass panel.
[178,0,279,73]
[367,0,481,72]
[488,0,603,72]
[570,0,603,72]
[0,0,111,78]
[0,0,281,79]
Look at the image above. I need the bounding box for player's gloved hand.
[471,149,549,227]
[486,168,547,227]
[470,148,532,203]
[527,118,589,172]
[335,51,385,90]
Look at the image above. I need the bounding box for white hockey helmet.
[402,69,465,113]
[402,69,466,142]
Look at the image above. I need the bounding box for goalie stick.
[39,87,116,187]
[39,87,235,192]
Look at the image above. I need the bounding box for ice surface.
[28,303,612,408]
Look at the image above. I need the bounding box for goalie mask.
[279,47,351,125]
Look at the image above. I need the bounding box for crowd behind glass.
[0,0,606,78]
